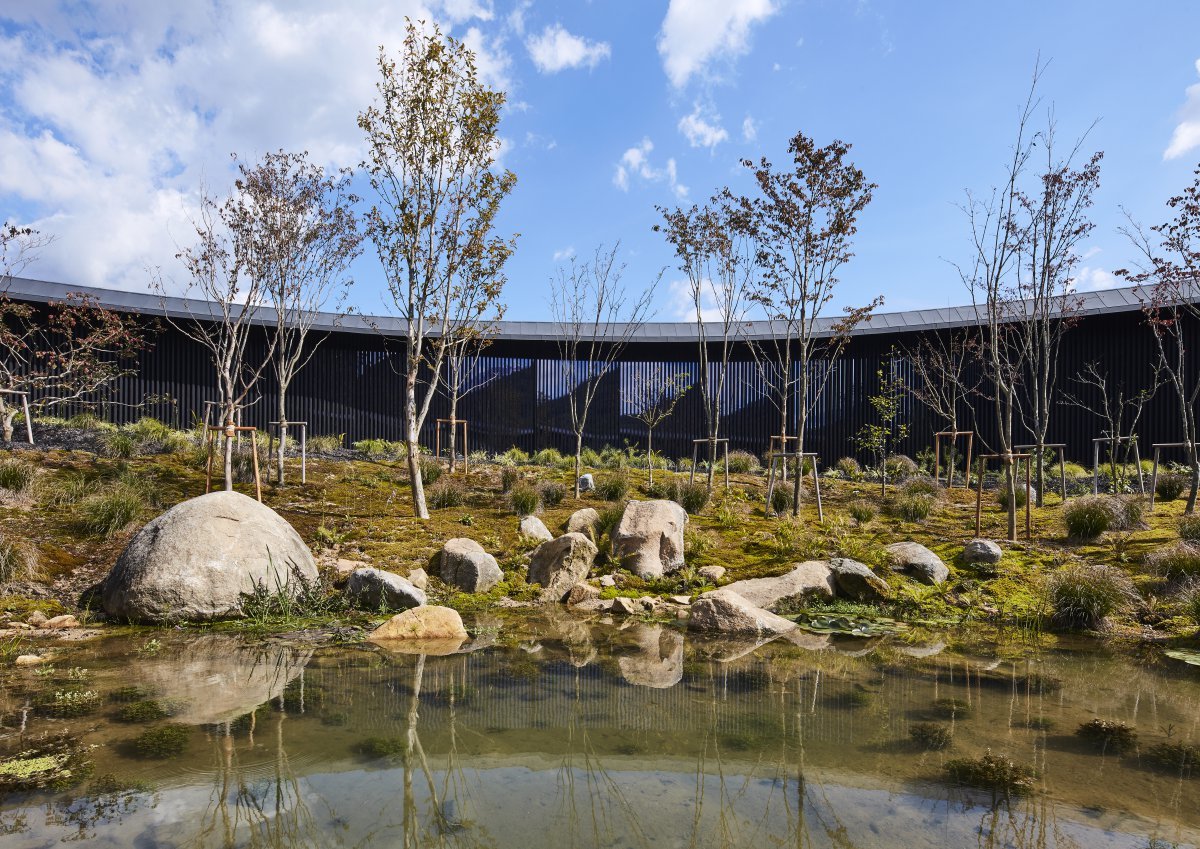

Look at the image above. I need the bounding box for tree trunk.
[646,428,654,487]
[276,387,287,487]
[406,382,429,519]
[448,394,459,474]
[706,435,716,492]
[1005,459,1017,542]
[223,431,234,492]
[1,410,13,443]
[1187,443,1199,515]
[1034,439,1045,507]
[791,432,804,518]
[574,432,584,499]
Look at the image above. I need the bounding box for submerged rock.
[886,542,949,585]
[439,538,502,593]
[345,568,425,611]
[611,499,688,578]
[101,491,318,623]
[722,561,835,610]
[829,558,891,601]
[528,533,598,602]
[688,589,798,637]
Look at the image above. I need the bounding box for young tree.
[549,244,656,497]
[228,150,362,486]
[155,190,278,491]
[904,329,980,482]
[1,224,146,442]
[854,350,909,495]
[1011,124,1102,505]
[358,22,516,518]
[1061,361,1161,491]
[734,132,880,515]
[1119,162,1200,510]
[657,200,751,491]
[623,365,690,486]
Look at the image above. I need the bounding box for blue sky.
[1,0,1198,320]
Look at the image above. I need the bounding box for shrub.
[1063,495,1119,539]
[1048,563,1137,630]
[595,475,630,502]
[499,446,530,466]
[116,700,169,724]
[0,458,36,495]
[1144,742,1199,776]
[101,430,137,459]
[1075,719,1137,754]
[417,456,442,487]
[132,724,191,759]
[1116,496,1145,530]
[835,456,862,479]
[883,454,918,482]
[0,532,38,583]
[723,450,760,474]
[74,486,146,538]
[1147,541,1200,579]
[427,477,466,509]
[848,501,875,524]
[508,482,540,516]
[352,438,389,456]
[537,480,566,507]
[996,483,1032,510]
[500,467,518,493]
[533,447,563,467]
[580,447,602,467]
[67,411,105,430]
[645,477,679,500]
[1053,461,1090,479]
[902,475,941,497]
[768,484,794,516]
[910,722,953,750]
[307,434,343,453]
[1179,514,1200,543]
[677,481,710,514]
[894,493,936,523]
[1156,472,1187,502]
[945,752,1036,796]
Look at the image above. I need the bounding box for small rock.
[669,595,691,606]
[5,622,33,631]
[722,561,835,610]
[697,565,726,583]
[829,558,891,601]
[565,583,601,606]
[15,654,50,666]
[519,515,554,542]
[688,589,798,636]
[345,568,425,611]
[44,614,81,629]
[566,507,600,539]
[577,473,595,492]
[369,606,468,641]
[407,567,429,590]
[639,597,658,612]
[439,538,503,593]
[599,574,617,588]
[26,611,48,627]
[335,558,367,576]
[962,539,1003,566]
[611,596,638,615]
[886,542,950,585]
[528,533,599,603]
[572,598,609,613]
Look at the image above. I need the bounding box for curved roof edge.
[1,274,1150,343]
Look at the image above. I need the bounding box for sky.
[1,0,1199,321]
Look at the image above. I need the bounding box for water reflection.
[1,619,1199,848]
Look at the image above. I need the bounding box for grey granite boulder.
[566,507,600,539]
[528,532,598,602]
[688,589,798,637]
[962,539,1002,566]
[439,538,503,593]
[519,515,554,542]
[611,499,688,578]
[886,542,949,585]
[829,558,891,601]
[722,561,835,610]
[345,567,425,611]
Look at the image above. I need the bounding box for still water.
[2,612,1198,848]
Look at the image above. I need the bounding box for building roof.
[1,274,1151,343]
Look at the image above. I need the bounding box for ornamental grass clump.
[894,493,936,523]
[1047,563,1137,630]
[677,481,709,514]
[1179,514,1200,543]
[537,480,566,507]
[0,458,36,495]
[533,447,563,467]
[427,477,467,509]
[307,434,343,453]
[595,474,630,502]
[769,485,793,516]
[0,532,38,583]
[883,454,918,482]
[1075,719,1137,754]
[1062,495,1121,540]
[508,482,539,517]
[1147,542,1200,579]
[723,450,760,474]
[835,456,862,480]
[1156,472,1187,502]
[74,486,146,538]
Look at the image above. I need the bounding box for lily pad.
[1164,649,1200,667]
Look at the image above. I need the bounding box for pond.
[1,614,1198,848]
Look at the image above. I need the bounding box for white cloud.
[0,1,505,292]
[1074,266,1119,292]
[742,115,758,143]
[526,24,610,73]
[1164,58,1200,160]
[678,104,728,149]
[552,246,575,261]
[666,277,725,321]
[657,0,779,88]
[613,138,687,198]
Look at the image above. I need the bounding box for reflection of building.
[6,276,1187,463]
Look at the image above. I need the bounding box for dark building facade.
[2,277,1190,466]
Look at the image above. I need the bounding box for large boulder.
[528,533,598,602]
[829,558,891,601]
[439,538,503,593]
[566,507,600,540]
[962,539,1003,566]
[886,542,949,585]
[688,589,798,637]
[345,568,425,611]
[722,561,835,610]
[611,499,688,578]
[101,491,318,623]
[519,515,554,542]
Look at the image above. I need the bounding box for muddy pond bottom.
[2,613,1199,848]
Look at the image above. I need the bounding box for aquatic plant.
[357,736,406,759]
[1047,563,1137,630]
[1144,741,1199,776]
[116,700,169,724]
[321,711,350,727]
[910,722,953,750]
[39,690,102,718]
[1075,718,1138,754]
[508,482,539,516]
[0,735,94,792]
[945,751,1036,796]
[931,697,972,720]
[132,724,191,759]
